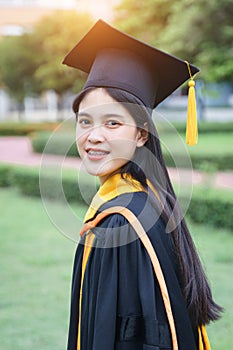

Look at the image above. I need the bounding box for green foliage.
[30,131,79,157]
[0,122,59,136]
[159,0,233,82]
[192,154,232,171]
[183,187,233,230]
[32,11,93,96]
[10,166,41,197]
[114,0,233,82]
[0,11,93,104]
[2,165,96,205]
[163,152,233,171]
[115,0,173,44]
[0,164,12,186]
[0,164,232,231]
[0,34,41,104]
[39,169,97,205]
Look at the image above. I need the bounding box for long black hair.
[74,86,223,327]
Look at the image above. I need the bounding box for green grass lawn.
[0,188,86,350]
[0,188,232,349]
[189,221,233,349]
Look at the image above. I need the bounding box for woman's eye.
[105,120,121,128]
[78,118,91,127]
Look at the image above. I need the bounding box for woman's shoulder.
[97,191,165,233]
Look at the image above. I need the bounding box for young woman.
[63,20,222,350]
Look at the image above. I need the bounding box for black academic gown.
[67,189,199,350]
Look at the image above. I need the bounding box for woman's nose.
[87,126,105,143]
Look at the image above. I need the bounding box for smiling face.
[76,88,148,184]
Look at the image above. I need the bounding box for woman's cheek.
[76,127,87,156]
[76,135,85,158]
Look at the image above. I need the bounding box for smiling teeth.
[88,150,107,155]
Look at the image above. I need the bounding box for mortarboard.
[63,19,199,145]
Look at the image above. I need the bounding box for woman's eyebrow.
[76,111,126,121]
[103,113,125,119]
[77,112,91,117]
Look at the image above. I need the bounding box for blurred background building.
[0,0,119,36]
[0,0,76,36]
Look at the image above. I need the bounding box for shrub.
[0,122,60,136]
[10,167,41,197]
[181,187,233,231]
[9,166,96,205]
[198,121,233,134]
[39,168,96,204]
[163,153,233,171]
[0,164,232,230]
[0,164,13,186]
[30,131,79,157]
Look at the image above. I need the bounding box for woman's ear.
[136,122,149,147]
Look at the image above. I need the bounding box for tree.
[158,0,233,82]
[0,10,93,115]
[114,0,174,45]
[114,0,233,82]
[32,10,93,108]
[0,34,41,111]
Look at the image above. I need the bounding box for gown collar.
[84,173,146,222]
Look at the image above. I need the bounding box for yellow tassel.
[198,327,204,350]
[201,325,211,350]
[198,325,211,350]
[185,61,198,146]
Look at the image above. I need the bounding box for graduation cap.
[63,19,199,145]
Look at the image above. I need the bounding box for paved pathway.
[0,136,81,169]
[0,136,232,190]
